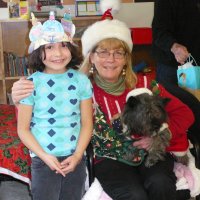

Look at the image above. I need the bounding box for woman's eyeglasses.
[95,50,126,59]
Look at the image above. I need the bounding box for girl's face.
[42,42,72,74]
[90,47,126,83]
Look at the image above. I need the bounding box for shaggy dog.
[122,88,172,167]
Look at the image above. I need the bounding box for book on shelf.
[3,52,34,77]
[8,0,30,19]
[19,1,30,20]
[8,1,20,19]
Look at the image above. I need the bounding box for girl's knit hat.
[81,0,133,57]
[28,11,75,53]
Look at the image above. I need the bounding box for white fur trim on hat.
[81,19,133,57]
[126,88,153,101]
[100,0,121,13]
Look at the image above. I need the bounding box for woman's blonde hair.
[79,38,137,89]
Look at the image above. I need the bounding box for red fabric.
[0,104,31,183]
[93,73,194,154]
[131,28,152,45]
[101,9,113,20]
[93,83,129,122]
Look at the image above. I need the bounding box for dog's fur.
[122,92,172,167]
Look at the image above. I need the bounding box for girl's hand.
[133,136,153,151]
[12,77,34,105]
[59,153,82,175]
[41,153,65,177]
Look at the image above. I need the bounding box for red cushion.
[131,28,152,45]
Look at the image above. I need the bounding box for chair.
[86,142,95,186]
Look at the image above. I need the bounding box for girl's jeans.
[31,156,86,200]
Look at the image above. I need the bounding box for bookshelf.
[0,16,100,104]
[0,19,30,104]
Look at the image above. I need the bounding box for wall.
[0,1,154,28]
[114,2,154,27]
[0,8,9,19]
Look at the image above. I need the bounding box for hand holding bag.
[177,55,200,101]
[177,55,200,89]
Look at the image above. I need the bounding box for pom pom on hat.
[100,0,121,14]
[126,88,153,102]
[100,0,121,20]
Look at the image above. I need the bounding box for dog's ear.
[127,96,139,108]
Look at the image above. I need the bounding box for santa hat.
[28,11,74,54]
[126,88,153,101]
[81,0,133,57]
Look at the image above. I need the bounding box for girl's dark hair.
[28,42,83,71]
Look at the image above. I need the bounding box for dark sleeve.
[152,0,177,52]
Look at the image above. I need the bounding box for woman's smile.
[102,65,118,70]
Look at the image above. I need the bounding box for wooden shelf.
[5,76,23,80]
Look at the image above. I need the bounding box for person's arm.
[134,74,194,151]
[152,0,190,64]
[12,77,34,106]
[159,84,194,131]
[74,98,93,159]
[17,104,65,176]
[158,84,194,152]
[60,98,93,175]
[152,0,177,52]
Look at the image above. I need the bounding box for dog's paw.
[145,153,166,167]
[144,157,157,168]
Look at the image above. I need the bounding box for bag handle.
[187,54,198,66]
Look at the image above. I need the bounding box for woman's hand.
[59,153,82,175]
[12,77,34,105]
[133,136,153,151]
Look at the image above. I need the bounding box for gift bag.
[177,55,200,89]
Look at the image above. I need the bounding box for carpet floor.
[0,180,32,200]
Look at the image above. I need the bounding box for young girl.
[17,12,93,200]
